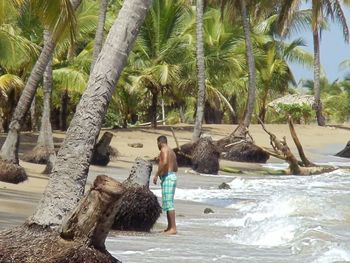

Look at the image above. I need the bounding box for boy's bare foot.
[163,228,177,235]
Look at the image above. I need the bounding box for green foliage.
[272,103,313,124]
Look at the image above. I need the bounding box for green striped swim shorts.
[160,172,177,212]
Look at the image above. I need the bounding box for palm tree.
[129,0,193,128]
[278,0,349,126]
[90,0,109,72]
[29,0,153,227]
[192,0,206,141]
[0,0,80,164]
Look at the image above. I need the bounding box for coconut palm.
[129,0,194,128]
[192,0,206,141]
[90,0,109,72]
[278,0,349,126]
[0,0,80,164]
[30,0,153,228]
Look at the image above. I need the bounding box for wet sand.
[0,123,350,230]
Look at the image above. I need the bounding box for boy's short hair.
[157,135,167,144]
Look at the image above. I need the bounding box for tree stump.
[221,140,270,163]
[91,132,114,166]
[173,142,194,167]
[112,158,161,232]
[335,141,350,158]
[192,137,220,174]
[0,175,124,262]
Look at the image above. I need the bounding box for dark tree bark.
[60,89,69,131]
[150,89,158,128]
[91,131,114,166]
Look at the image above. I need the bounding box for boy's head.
[157,135,167,150]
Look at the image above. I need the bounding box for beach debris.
[91,132,114,166]
[258,116,336,175]
[192,137,220,174]
[335,140,350,158]
[0,159,27,183]
[0,175,123,262]
[128,143,143,148]
[219,166,242,174]
[204,208,214,214]
[218,182,231,190]
[113,158,161,232]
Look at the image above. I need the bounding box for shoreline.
[0,124,350,230]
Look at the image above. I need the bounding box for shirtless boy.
[153,135,178,235]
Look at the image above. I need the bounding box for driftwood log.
[0,175,124,262]
[91,132,115,166]
[258,116,336,175]
[112,158,161,231]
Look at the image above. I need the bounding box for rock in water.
[204,208,214,214]
[192,137,220,174]
[218,182,231,190]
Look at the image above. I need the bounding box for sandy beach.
[1,123,350,228]
[1,124,350,262]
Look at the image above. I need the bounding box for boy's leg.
[164,210,176,235]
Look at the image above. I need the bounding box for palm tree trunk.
[192,0,206,142]
[30,97,38,132]
[258,86,269,123]
[37,31,55,152]
[0,0,82,164]
[151,90,158,128]
[313,25,326,126]
[90,0,109,72]
[28,0,152,228]
[238,0,256,133]
[60,89,69,131]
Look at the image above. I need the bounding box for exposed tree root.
[0,159,27,183]
[22,145,55,165]
[112,158,161,231]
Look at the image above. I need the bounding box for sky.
[288,3,350,84]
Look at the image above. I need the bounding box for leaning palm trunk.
[23,31,56,169]
[234,0,256,137]
[192,0,206,142]
[312,25,326,126]
[90,0,109,72]
[29,0,152,228]
[0,0,82,164]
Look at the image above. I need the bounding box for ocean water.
[106,163,350,262]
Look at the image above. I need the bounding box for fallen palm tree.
[258,116,336,175]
